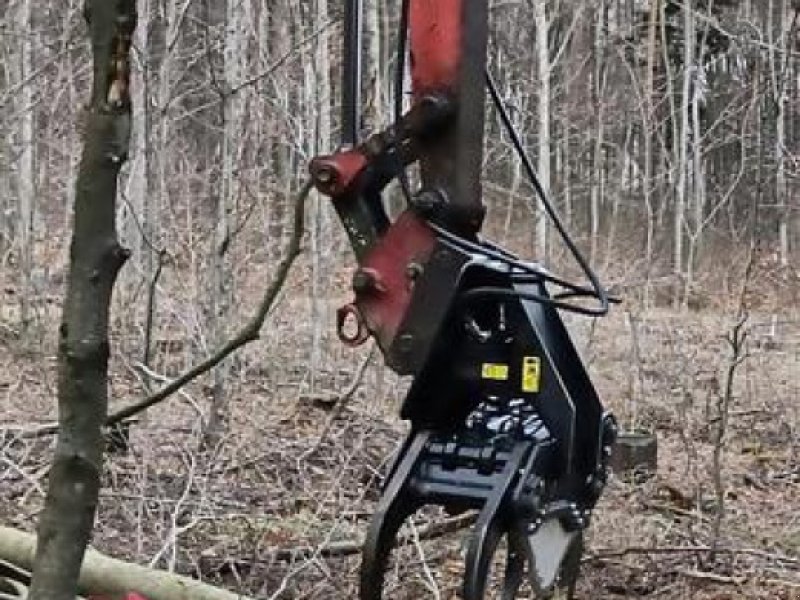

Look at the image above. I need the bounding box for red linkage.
[309,149,369,197]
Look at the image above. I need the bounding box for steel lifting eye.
[337,303,370,347]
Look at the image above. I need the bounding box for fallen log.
[0,526,252,600]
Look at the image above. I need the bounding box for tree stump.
[610,431,658,477]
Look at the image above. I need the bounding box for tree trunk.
[205,0,246,444]
[534,0,550,263]
[310,0,332,391]
[124,0,157,372]
[770,0,790,266]
[27,1,134,598]
[590,1,607,263]
[364,0,384,127]
[17,0,36,331]
[674,0,694,306]
[642,0,660,308]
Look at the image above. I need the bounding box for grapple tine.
[463,442,530,600]
[360,432,429,599]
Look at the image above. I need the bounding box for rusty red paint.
[309,149,369,197]
[409,0,463,97]
[351,210,437,351]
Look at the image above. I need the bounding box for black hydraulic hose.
[480,69,610,317]
[460,287,609,317]
[394,0,414,202]
[342,0,363,146]
[428,221,605,307]
[384,9,610,317]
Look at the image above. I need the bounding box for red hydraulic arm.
[310,0,489,372]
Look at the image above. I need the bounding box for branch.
[229,20,339,96]
[15,179,311,438]
[242,512,478,564]
[105,179,312,426]
[586,545,798,566]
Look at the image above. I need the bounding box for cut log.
[0,527,252,600]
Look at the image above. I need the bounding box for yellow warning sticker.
[521,356,541,392]
[481,363,509,381]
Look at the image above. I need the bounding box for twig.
[410,520,441,599]
[586,545,799,566]
[707,408,770,424]
[299,344,377,463]
[148,448,198,572]
[230,20,340,95]
[131,362,205,422]
[266,512,477,562]
[680,569,745,585]
[641,501,709,522]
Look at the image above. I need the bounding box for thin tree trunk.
[534,0,550,262]
[17,0,35,331]
[364,0,383,127]
[27,1,134,598]
[206,0,246,444]
[642,0,660,308]
[126,0,157,370]
[590,1,607,263]
[310,0,331,391]
[674,0,694,306]
[659,0,677,230]
[684,55,705,309]
[772,0,790,266]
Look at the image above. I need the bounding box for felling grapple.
[310,1,618,597]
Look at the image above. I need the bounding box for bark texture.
[27,1,135,599]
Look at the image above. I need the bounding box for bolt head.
[315,166,336,185]
[352,269,375,293]
[406,262,423,280]
[397,333,414,353]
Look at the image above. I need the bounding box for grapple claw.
[463,443,531,600]
[360,432,429,599]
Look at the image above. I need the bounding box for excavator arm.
[309,2,617,598]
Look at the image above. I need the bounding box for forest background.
[1,0,799,598]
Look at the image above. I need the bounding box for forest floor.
[1,292,799,599]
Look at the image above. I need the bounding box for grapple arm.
[309,2,616,598]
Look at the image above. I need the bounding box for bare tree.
[533,0,552,262]
[12,0,37,331]
[27,0,135,598]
